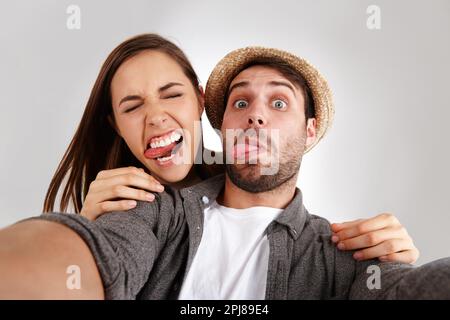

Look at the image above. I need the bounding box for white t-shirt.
[178,200,282,300]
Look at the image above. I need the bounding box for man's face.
[221,65,317,192]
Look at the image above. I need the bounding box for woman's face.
[110,50,204,184]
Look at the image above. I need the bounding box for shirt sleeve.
[349,257,450,299]
[23,196,174,299]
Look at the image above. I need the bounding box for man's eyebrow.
[228,81,249,96]
[268,80,296,96]
[159,82,184,93]
[227,80,297,97]
[119,95,144,107]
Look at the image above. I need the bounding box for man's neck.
[218,173,298,209]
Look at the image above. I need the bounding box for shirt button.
[201,195,209,204]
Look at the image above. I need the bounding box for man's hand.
[0,220,104,299]
[331,213,419,264]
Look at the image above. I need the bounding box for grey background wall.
[0,0,449,265]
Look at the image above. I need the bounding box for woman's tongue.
[144,141,177,159]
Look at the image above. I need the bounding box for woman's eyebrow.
[159,82,184,93]
[118,82,184,107]
[119,95,144,107]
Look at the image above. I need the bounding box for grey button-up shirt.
[30,174,450,299]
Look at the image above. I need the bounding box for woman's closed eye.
[124,104,143,113]
[163,93,183,99]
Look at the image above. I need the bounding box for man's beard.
[225,135,305,193]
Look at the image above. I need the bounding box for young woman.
[43,33,418,264]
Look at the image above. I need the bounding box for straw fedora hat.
[204,46,334,153]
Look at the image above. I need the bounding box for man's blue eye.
[234,100,248,109]
[272,99,287,109]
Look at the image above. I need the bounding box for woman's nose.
[146,105,168,127]
[148,114,167,126]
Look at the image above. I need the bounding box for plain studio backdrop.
[0,0,449,265]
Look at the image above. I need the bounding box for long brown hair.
[43,34,209,213]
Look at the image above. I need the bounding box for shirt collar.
[180,173,308,240]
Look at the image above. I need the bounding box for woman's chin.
[150,162,192,186]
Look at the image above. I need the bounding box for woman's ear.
[107,114,122,137]
[198,85,205,99]
[198,85,205,114]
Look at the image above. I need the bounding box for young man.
[0,47,449,299]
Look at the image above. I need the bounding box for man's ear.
[305,118,317,149]
[107,114,122,137]
[197,85,205,115]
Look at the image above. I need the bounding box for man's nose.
[247,103,267,128]
[247,115,265,126]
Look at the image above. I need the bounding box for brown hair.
[225,57,315,120]
[43,34,209,213]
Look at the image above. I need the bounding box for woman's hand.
[331,213,419,264]
[80,166,164,220]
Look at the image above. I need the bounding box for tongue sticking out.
[232,144,259,159]
[144,141,178,159]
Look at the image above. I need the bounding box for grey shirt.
[28,174,450,299]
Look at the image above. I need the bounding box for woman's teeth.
[149,131,182,149]
[157,153,175,163]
